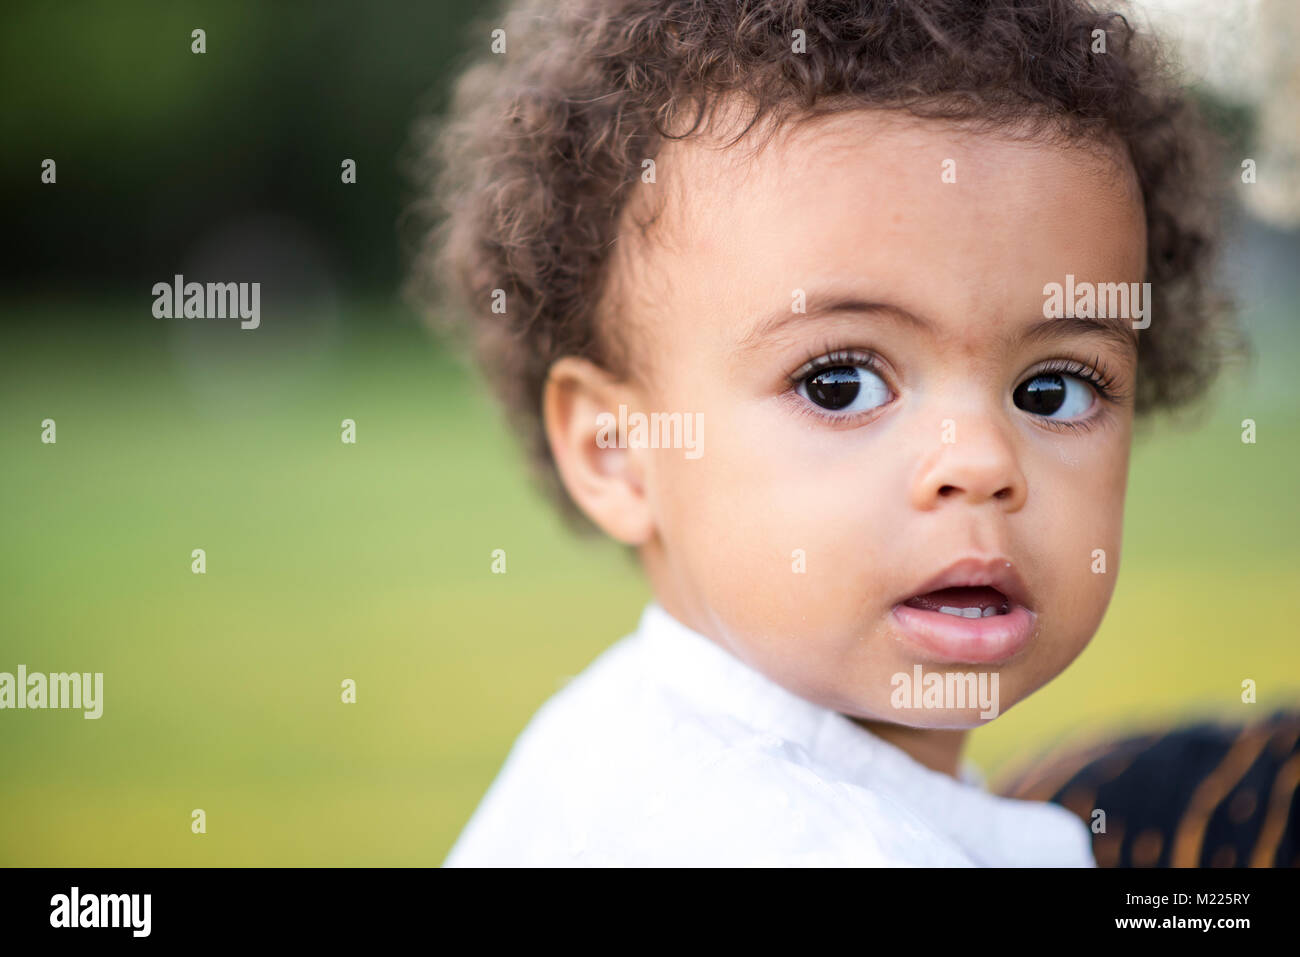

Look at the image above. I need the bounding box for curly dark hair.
[408,0,1239,527]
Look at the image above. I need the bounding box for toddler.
[412,0,1235,866]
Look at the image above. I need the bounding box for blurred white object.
[443,602,1096,867]
[1141,0,1299,227]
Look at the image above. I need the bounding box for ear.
[542,356,654,546]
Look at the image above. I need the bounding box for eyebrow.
[1019,315,1139,352]
[735,296,931,356]
[735,293,1138,355]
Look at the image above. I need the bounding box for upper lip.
[897,556,1034,612]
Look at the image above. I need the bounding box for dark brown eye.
[797,364,890,413]
[805,367,860,410]
[1013,373,1093,419]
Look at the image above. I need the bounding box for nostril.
[995,488,1011,500]
[938,485,958,497]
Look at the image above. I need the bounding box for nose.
[909,417,1027,512]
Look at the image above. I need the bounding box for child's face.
[582,108,1144,732]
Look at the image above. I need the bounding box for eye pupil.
[1013,373,1067,416]
[806,367,861,410]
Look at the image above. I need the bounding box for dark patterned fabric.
[996,710,1300,867]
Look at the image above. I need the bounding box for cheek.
[653,419,802,592]
[653,404,899,636]
[1031,431,1130,637]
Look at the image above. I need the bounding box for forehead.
[614,106,1147,350]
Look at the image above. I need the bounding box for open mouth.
[890,558,1037,664]
[902,586,1011,619]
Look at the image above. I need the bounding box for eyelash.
[787,346,889,389]
[784,345,1127,431]
[784,344,895,426]
[1024,354,1125,434]
[1033,355,1121,402]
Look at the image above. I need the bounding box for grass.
[1,296,1296,865]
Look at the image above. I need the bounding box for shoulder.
[443,635,965,866]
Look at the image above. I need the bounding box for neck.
[850,720,971,779]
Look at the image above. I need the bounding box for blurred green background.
[2,1,1298,865]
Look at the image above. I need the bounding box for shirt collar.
[635,600,973,781]
[633,600,1090,866]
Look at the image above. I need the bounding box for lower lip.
[891,603,1037,664]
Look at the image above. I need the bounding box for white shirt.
[443,601,1096,867]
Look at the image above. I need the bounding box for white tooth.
[938,606,965,617]
[962,607,981,619]
[982,606,996,618]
